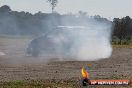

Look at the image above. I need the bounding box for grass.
[112,44,132,48]
[0,80,81,88]
[0,80,51,88]
[0,35,132,48]
[0,80,131,88]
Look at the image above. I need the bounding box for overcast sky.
[0,0,132,19]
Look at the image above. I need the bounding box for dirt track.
[0,38,132,87]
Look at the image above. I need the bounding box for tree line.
[113,16,132,44]
[0,5,132,44]
[0,5,109,35]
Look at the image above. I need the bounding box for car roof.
[55,26,86,30]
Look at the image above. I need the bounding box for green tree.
[47,0,58,13]
[113,16,131,44]
[0,5,11,12]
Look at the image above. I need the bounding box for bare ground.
[0,38,132,87]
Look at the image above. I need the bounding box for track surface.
[0,38,131,87]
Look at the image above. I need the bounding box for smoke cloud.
[40,17,113,61]
[0,5,113,61]
[70,24,112,61]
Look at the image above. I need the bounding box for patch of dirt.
[0,38,131,88]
